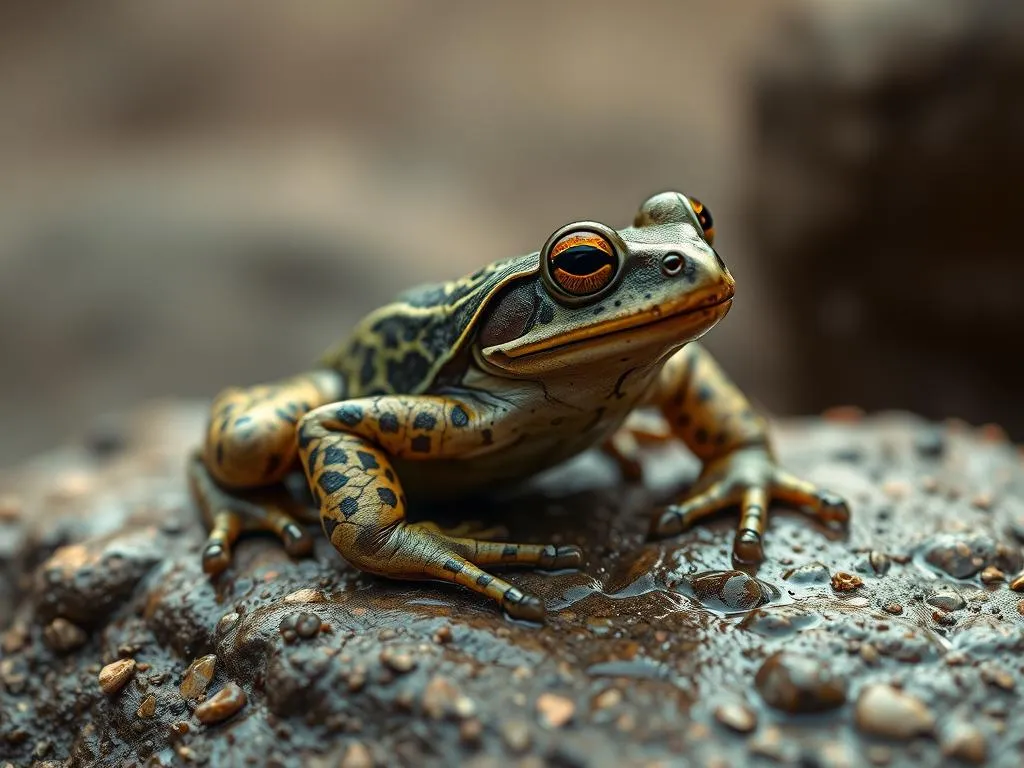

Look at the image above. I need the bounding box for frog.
[189,191,850,621]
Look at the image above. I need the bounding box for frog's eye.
[688,197,715,245]
[547,231,617,297]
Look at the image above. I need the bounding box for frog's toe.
[733,530,764,565]
[775,470,850,526]
[281,521,315,557]
[502,588,546,623]
[648,484,732,539]
[538,544,584,570]
[201,511,242,575]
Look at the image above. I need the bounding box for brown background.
[1,0,1021,466]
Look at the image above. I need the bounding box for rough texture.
[1,403,1024,766]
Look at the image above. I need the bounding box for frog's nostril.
[661,252,685,277]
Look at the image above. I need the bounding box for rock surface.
[1,404,1024,766]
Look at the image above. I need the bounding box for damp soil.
[1,404,1023,767]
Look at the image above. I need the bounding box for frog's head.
[478,192,735,375]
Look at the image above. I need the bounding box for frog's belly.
[394,428,612,501]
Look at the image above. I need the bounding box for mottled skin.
[190,192,851,621]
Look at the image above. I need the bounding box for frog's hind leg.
[297,396,583,622]
[193,369,345,573]
[189,454,318,573]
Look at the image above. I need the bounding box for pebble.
[1018,599,1024,616]
[754,653,847,713]
[883,602,904,615]
[43,618,87,653]
[941,723,987,765]
[831,572,863,592]
[979,665,1015,691]
[137,694,157,718]
[98,659,136,695]
[855,685,934,739]
[179,655,217,700]
[501,719,532,753]
[980,566,1005,584]
[926,588,965,612]
[194,683,247,724]
[783,562,831,585]
[422,675,472,720]
[536,693,575,728]
[0,495,22,522]
[279,611,321,643]
[433,625,453,644]
[380,650,417,674]
[868,551,891,575]
[592,688,622,710]
[340,741,373,768]
[714,702,758,733]
[682,570,779,612]
[459,718,483,745]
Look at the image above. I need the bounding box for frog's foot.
[648,448,849,564]
[188,456,315,575]
[1011,570,1024,592]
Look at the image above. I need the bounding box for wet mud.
[1,404,1023,766]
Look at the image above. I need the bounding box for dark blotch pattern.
[451,406,470,428]
[322,446,347,467]
[377,487,398,508]
[318,471,348,495]
[379,413,400,433]
[411,435,432,454]
[413,412,437,431]
[339,497,359,519]
[337,405,364,427]
[356,451,379,470]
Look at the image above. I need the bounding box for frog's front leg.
[645,343,850,564]
[297,395,582,622]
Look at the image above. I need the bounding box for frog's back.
[320,254,537,397]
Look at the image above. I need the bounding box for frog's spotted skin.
[191,191,853,620]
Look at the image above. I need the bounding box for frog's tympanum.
[190,192,850,621]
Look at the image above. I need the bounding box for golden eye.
[548,232,617,296]
[689,197,715,244]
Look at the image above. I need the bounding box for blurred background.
[1,0,1022,466]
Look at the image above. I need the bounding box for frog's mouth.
[486,291,734,363]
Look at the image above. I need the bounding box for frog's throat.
[487,295,733,362]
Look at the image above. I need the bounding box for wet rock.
[754,653,847,714]
[868,551,891,575]
[980,566,1005,584]
[380,650,417,674]
[42,618,87,653]
[714,702,758,734]
[501,719,532,753]
[340,742,374,768]
[830,572,863,592]
[782,562,831,585]
[913,429,945,459]
[179,655,216,700]
[680,570,780,613]
[926,588,966,612]
[536,693,574,728]
[194,683,247,725]
[422,676,475,721]
[920,532,1021,580]
[98,659,136,695]
[855,685,935,740]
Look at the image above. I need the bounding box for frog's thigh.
[297,396,581,621]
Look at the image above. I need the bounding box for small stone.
[979,665,1015,691]
[914,429,945,458]
[340,741,373,768]
[179,655,216,700]
[593,688,622,710]
[867,745,892,766]
[822,405,864,422]
[1013,572,1024,592]
[216,613,239,635]
[422,676,461,720]
[980,566,1005,584]
[0,659,26,694]
[855,685,935,740]
[859,644,880,665]
[831,572,863,592]
[941,723,987,765]
[868,551,891,575]
[501,719,532,753]
[98,659,136,695]
[0,495,22,521]
[380,650,416,674]
[280,611,321,642]
[714,702,758,733]
[748,726,785,761]
[459,718,483,745]
[536,693,574,728]
[754,652,847,714]
[1017,599,1024,616]
[926,588,965,612]
[137,694,157,718]
[883,602,904,615]
[43,618,87,653]
[882,480,909,499]
[971,493,994,511]
[194,683,247,724]
[783,562,831,585]
[1,625,28,654]
[433,625,453,644]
